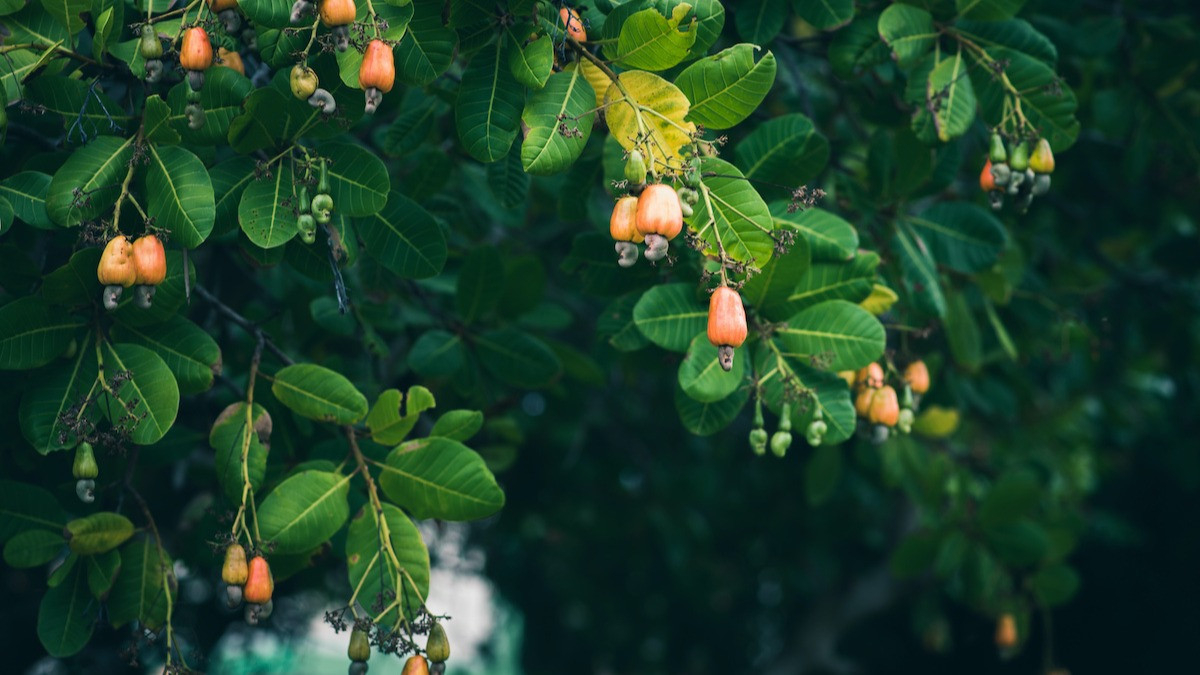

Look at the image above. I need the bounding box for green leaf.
[144,144,215,248]
[395,0,457,86]
[430,409,485,442]
[509,32,553,89]
[878,3,936,66]
[209,156,258,237]
[676,44,776,129]
[954,19,1056,66]
[42,247,101,307]
[945,287,983,371]
[0,480,69,544]
[258,470,352,554]
[893,226,946,317]
[345,504,430,623]
[0,196,11,236]
[674,381,748,436]
[753,344,857,445]
[474,327,563,388]
[100,342,179,444]
[24,75,131,136]
[805,444,842,505]
[955,0,1027,21]
[107,535,171,629]
[367,386,437,445]
[239,0,292,28]
[979,469,1040,526]
[926,51,976,142]
[521,66,595,175]
[357,190,447,279]
[902,202,1008,273]
[65,512,134,555]
[457,247,504,323]
[384,88,449,156]
[111,316,221,395]
[633,283,707,352]
[690,156,775,265]
[829,13,892,78]
[735,115,830,200]
[0,171,53,229]
[92,6,114,61]
[379,437,505,521]
[46,135,134,226]
[408,330,467,378]
[971,47,1079,151]
[455,37,524,163]
[597,293,652,352]
[664,0,725,59]
[985,519,1049,566]
[792,0,854,30]
[4,529,65,568]
[271,363,369,425]
[143,95,180,145]
[0,49,41,103]
[239,161,298,249]
[5,5,70,47]
[616,4,697,71]
[37,564,94,658]
[770,205,856,262]
[742,238,811,314]
[778,252,877,316]
[0,296,83,370]
[678,333,747,403]
[1032,563,1081,607]
[85,549,121,599]
[735,0,786,44]
[38,0,88,34]
[209,402,270,504]
[488,144,531,208]
[322,142,390,217]
[777,300,886,370]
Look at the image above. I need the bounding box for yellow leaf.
[859,283,899,315]
[913,405,959,438]
[604,70,696,171]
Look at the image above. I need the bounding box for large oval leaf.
[65,512,134,555]
[474,327,563,388]
[46,135,134,226]
[902,202,1008,273]
[144,144,215,248]
[356,190,448,279]
[408,329,467,378]
[395,0,457,86]
[0,480,69,544]
[689,156,775,265]
[209,402,270,504]
[678,333,747,403]
[777,300,886,371]
[322,142,390,217]
[271,363,368,424]
[100,342,179,445]
[37,564,94,658]
[239,161,298,249]
[112,316,221,395]
[379,437,505,521]
[521,66,595,175]
[735,115,830,200]
[927,51,976,142]
[878,3,936,67]
[614,4,697,71]
[0,296,84,370]
[770,204,857,262]
[676,44,776,129]
[633,283,707,352]
[345,504,430,623]
[18,339,100,454]
[258,470,352,554]
[455,37,524,163]
[674,381,749,436]
[107,535,171,630]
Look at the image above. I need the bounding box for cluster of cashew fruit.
[980,133,1056,213]
[96,234,166,310]
[749,398,806,457]
[289,0,396,113]
[296,159,334,243]
[609,151,697,266]
[72,442,99,503]
[222,543,275,624]
[843,359,929,442]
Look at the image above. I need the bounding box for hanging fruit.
[635,183,683,262]
[1029,138,1054,196]
[426,621,450,663]
[995,613,1018,649]
[401,655,430,675]
[903,360,930,395]
[291,64,319,99]
[868,385,900,427]
[624,149,647,188]
[560,7,587,42]
[707,286,747,372]
[97,236,137,310]
[609,196,643,268]
[131,234,166,309]
[347,625,371,663]
[243,555,273,605]
[179,27,213,90]
[320,0,357,50]
[979,159,997,192]
[770,401,792,457]
[855,362,884,389]
[359,39,395,114]
[72,442,98,503]
[208,0,242,32]
[218,48,245,76]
